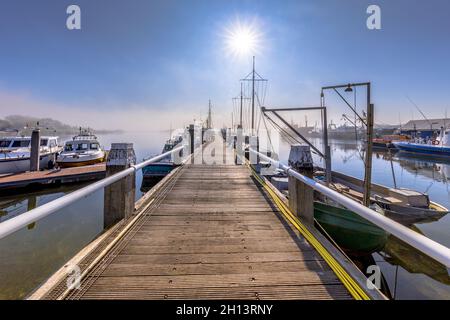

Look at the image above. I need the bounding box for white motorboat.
[57,132,106,168]
[0,136,61,174]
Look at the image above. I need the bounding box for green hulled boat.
[314,201,389,254]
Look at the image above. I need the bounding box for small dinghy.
[314,200,388,254]
[142,134,183,184]
[327,171,449,225]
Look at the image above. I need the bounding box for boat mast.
[240,56,267,136]
[251,56,255,135]
[239,82,243,129]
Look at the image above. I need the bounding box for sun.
[224,19,262,58]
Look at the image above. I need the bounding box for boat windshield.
[40,139,48,146]
[64,143,74,151]
[76,143,89,151]
[0,140,11,148]
[90,143,99,150]
[11,140,30,148]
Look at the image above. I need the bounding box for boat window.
[49,139,57,148]
[64,144,73,151]
[90,143,99,150]
[11,140,30,148]
[0,140,12,148]
[40,139,48,146]
[76,143,89,151]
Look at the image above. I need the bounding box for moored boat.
[142,134,183,183]
[393,129,450,157]
[0,136,61,174]
[314,201,388,254]
[328,170,449,225]
[373,134,409,149]
[56,131,106,168]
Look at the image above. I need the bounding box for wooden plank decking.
[0,163,105,191]
[32,136,354,300]
[51,138,352,300]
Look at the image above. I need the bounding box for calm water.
[0,131,168,299]
[1,133,449,299]
[278,138,450,300]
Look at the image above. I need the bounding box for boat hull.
[57,157,105,168]
[57,151,106,168]
[142,162,178,178]
[393,142,450,157]
[0,153,57,174]
[314,201,389,254]
[330,170,448,225]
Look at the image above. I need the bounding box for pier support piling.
[104,143,136,229]
[288,145,314,224]
[30,129,40,172]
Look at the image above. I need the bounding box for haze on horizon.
[1,0,450,132]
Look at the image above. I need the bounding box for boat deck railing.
[249,148,450,273]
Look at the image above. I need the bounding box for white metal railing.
[0,145,185,240]
[250,148,450,271]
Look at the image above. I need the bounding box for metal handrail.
[0,145,185,240]
[249,148,450,271]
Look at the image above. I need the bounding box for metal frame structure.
[261,106,332,184]
[241,56,267,134]
[321,82,373,206]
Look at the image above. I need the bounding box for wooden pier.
[0,164,105,192]
[30,137,378,300]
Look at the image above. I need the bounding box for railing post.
[104,143,136,229]
[189,124,195,164]
[288,145,314,224]
[30,129,40,172]
[235,128,244,165]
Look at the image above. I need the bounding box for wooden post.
[30,129,40,172]
[104,143,136,229]
[288,145,315,224]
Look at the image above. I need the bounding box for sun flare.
[224,19,262,57]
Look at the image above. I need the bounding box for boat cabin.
[64,140,101,152]
[0,136,59,150]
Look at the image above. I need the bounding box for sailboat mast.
[251,56,255,135]
[239,82,243,128]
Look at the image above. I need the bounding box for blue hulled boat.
[393,129,450,157]
[393,142,450,157]
[142,135,183,183]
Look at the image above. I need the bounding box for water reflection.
[0,186,104,300]
[0,131,167,300]
[381,234,450,286]
[393,152,450,183]
[280,138,450,299]
[0,184,89,224]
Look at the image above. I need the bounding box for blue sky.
[0,0,449,130]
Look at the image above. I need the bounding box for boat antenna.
[406,96,433,130]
